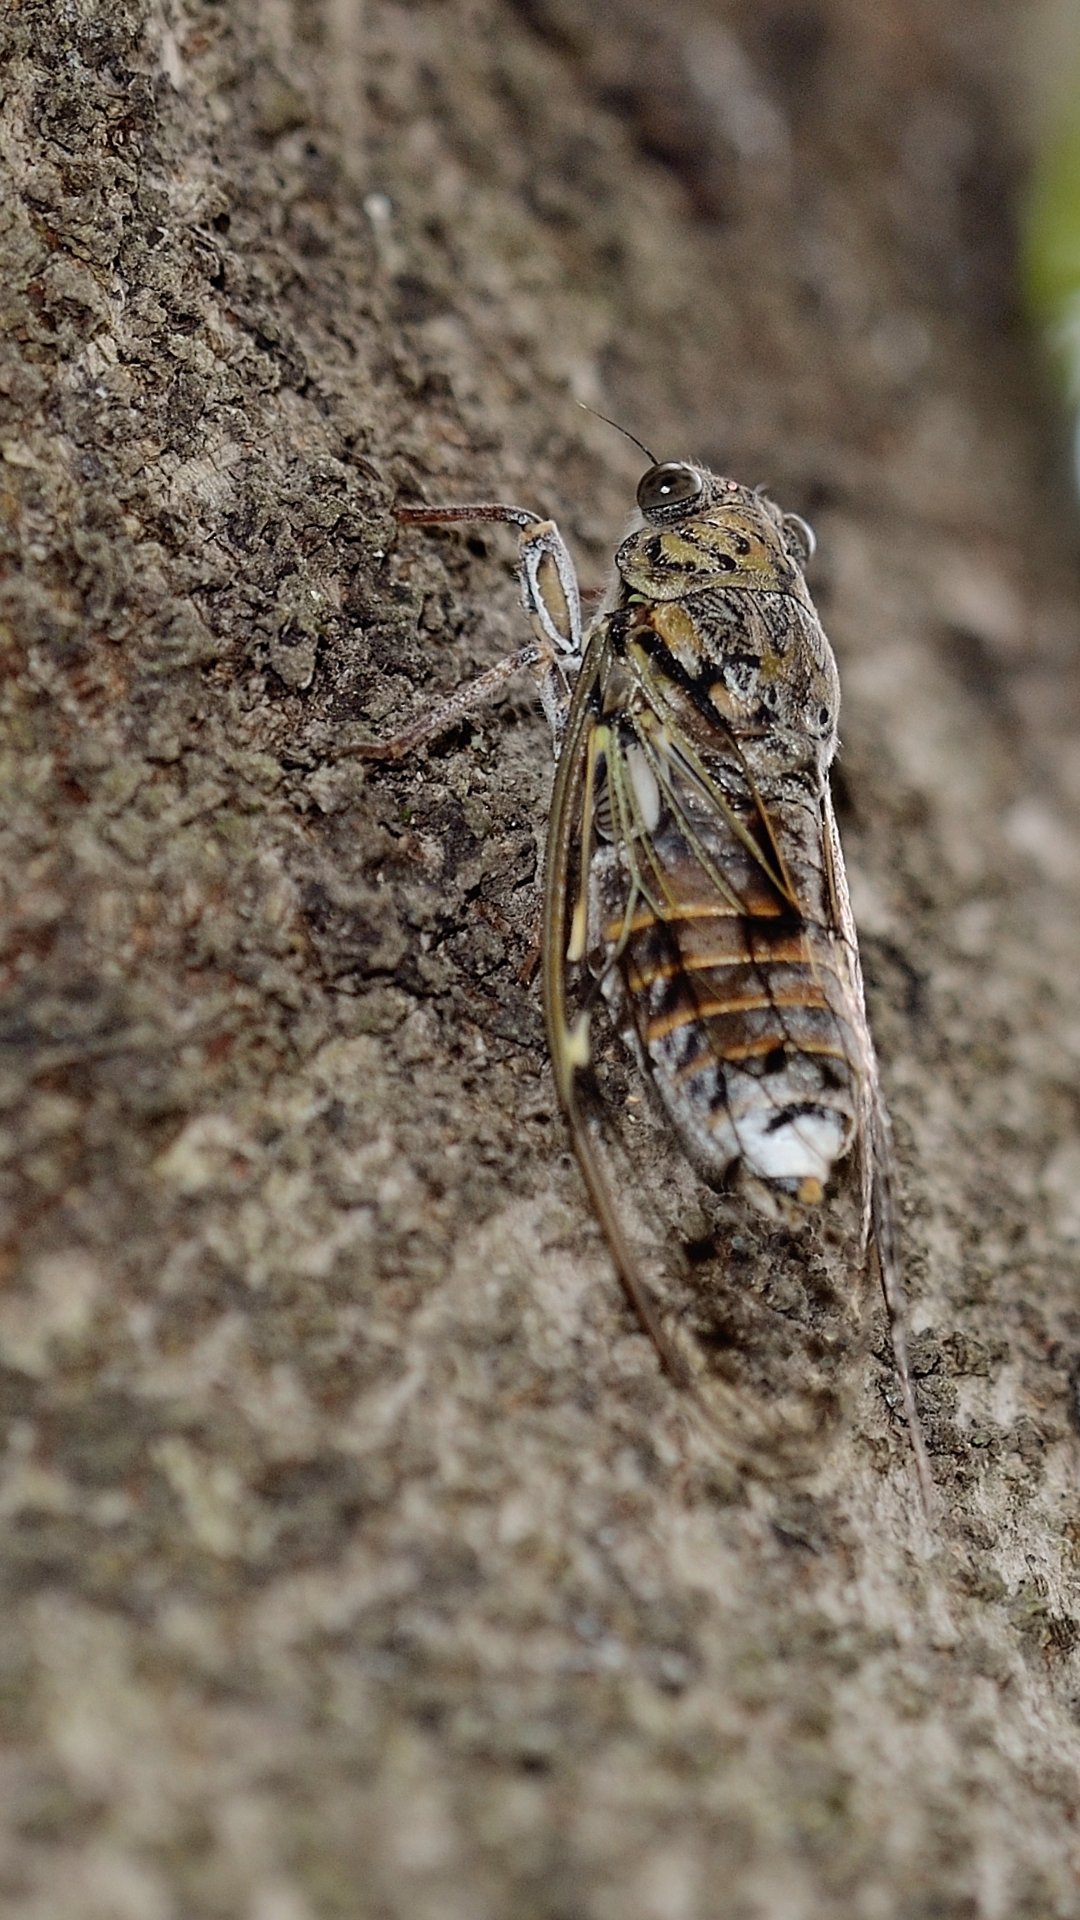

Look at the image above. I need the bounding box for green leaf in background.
[1024,99,1080,455]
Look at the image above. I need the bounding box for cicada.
[355,457,933,1509]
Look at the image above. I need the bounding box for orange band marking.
[667,1033,851,1075]
[644,986,830,1044]
[624,939,842,991]
[603,899,786,944]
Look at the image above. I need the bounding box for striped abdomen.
[600,814,863,1205]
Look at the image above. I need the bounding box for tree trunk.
[3,2,1078,1915]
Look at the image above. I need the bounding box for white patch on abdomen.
[732,1103,848,1184]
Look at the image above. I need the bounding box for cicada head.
[616,462,815,604]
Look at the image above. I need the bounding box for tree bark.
[2,2,1078,1915]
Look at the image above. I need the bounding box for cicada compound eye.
[782,512,816,565]
[636,462,704,515]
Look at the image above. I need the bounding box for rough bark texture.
[2,2,1079,1916]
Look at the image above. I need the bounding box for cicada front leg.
[338,500,584,763]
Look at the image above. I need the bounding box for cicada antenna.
[577,402,657,466]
